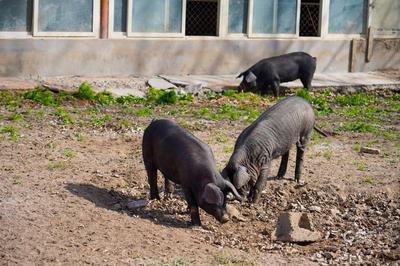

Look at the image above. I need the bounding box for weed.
[223,89,237,97]
[170,257,193,266]
[214,253,254,266]
[214,135,229,143]
[23,108,33,115]
[219,104,241,120]
[9,112,23,121]
[73,132,85,141]
[64,148,75,158]
[54,107,74,125]
[12,175,23,185]
[118,119,131,128]
[295,89,332,115]
[47,160,68,170]
[335,93,378,106]
[205,91,219,100]
[116,95,145,105]
[363,176,374,185]
[91,114,112,127]
[353,143,361,152]
[95,90,115,105]
[23,87,59,106]
[382,130,397,141]
[146,88,178,104]
[75,82,96,101]
[0,125,20,141]
[357,161,367,171]
[194,107,210,117]
[322,150,333,160]
[223,146,234,153]
[339,121,378,133]
[135,106,153,117]
[0,91,23,110]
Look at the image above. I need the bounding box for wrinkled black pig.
[222,96,315,203]
[237,52,316,96]
[142,119,242,226]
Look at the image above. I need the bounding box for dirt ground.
[0,92,399,265]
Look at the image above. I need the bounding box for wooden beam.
[100,0,109,38]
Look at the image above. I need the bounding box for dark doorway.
[185,0,218,36]
[300,0,320,36]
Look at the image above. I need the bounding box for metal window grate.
[300,3,320,36]
[185,0,218,36]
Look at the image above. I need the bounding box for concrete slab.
[0,71,398,95]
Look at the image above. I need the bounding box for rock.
[126,199,148,210]
[226,204,248,222]
[271,212,322,243]
[309,206,322,212]
[148,78,177,90]
[330,207,341,216]
[360,147,380,155]
[185,83,204,95]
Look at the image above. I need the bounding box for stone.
[360,147,380,155]
[148,78,177,90]
[226,204,248,222]
[309,206,322,212]
[271,212,322,243]
[126,199,148,210]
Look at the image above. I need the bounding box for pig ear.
[201,183,224,206]
[233,166,250,189]
[245,71,257,83]
[236,71,245,78]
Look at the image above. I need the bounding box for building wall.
[0,38,356,77]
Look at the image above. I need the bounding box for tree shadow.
[65,182,189,229]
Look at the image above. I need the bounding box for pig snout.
[218,211,230,223]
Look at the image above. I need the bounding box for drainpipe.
[100,0,109,39]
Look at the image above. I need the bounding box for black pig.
[222,96,315,203]
[142,119,242,226]
[237,52,316,97]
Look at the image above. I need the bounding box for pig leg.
[295,144,305,185]
[300,73,314,90]
[270,80,280,97]
[164,178,174,198]
[183,188,201,226]
[145,163,160,200]
[277,151,290,179]
[248,162,271,203]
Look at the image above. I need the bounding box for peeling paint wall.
[0,38,397,77]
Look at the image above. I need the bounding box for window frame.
[322,0,368,39]
[108,0,127,38]
[0,0,33,39]
[247,0,301,39]
[32,0,100,37]
[126,0,186,38]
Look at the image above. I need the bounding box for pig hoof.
[295,181,307,188]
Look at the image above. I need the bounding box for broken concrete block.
[226,204,248,222]
[148,78,177,90]
[272,212,322,243]
[360,146,380,155]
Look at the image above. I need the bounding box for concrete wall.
[352,38,400,72]
[0,38,397,77]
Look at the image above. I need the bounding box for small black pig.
[222,96,315,203]
[142,119,242,226]
[237,52,316,97]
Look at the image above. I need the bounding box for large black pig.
[237,52,317,97]
[142,119,242,226]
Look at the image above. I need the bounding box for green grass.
[214,253,254,266]
[295,89,332,115]
[135,106,153,117]
[363,176,374,185]
[63,148,76,158]
[335,93,379,106]
[9,112,23,121]
[23,87,59,107]
[357,161,367,171]
[0,125,20,141]
[47,160,68,170]
[90,114,112,127]
[54,107,74,125]
[339,121,378,133]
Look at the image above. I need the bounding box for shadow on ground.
[65,182,189,229]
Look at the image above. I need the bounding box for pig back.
[236,96,315,159]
